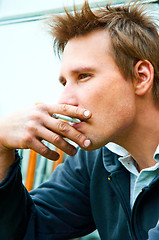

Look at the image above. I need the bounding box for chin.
[84,138,109,151]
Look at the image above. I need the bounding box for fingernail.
[84,110,90,117]
[84,139,91,148]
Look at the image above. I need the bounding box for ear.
[133,60,154,96]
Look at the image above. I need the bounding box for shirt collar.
[106,142,129,157]
[106,143,138,175]
[106,143,159,162]
[106,143,159,176]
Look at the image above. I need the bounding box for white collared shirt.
[106,143,159,209]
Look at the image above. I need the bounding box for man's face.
[58,30,136,150]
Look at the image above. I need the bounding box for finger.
[38,104,91,120]
[43,118,91,149]
[29,138,60,161]
[36,126,77,156]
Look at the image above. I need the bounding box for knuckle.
[75,107,80,115]
[29,110,42,123]
[22,133,33,148]
[26,121,38,134]
[41,146,50,156]
[61,104,69,113]
[35,103,45,111]
[52,134,61,144]
[57,121,68,133]
[75,133,83,142]
[34,104,47,118]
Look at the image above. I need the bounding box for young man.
[0,1,159,239]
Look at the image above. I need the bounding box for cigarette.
[52,113,81,123]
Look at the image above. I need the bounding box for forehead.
[60,29,114,73]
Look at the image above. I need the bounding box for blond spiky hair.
[48,1,159,106]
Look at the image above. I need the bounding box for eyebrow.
[70,66,95,74]
[59,66,95,83]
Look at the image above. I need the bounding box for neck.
[115,102,159,171]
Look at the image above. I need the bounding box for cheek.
[79,88,136,150]
[77,85,102,109]
[85,86,120,116]
[79,80,136,123]
[94,84,136,130]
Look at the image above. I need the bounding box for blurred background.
[0,0,159,239]
[0,0,126,117]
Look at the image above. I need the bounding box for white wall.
[0,0,87,17]
[0,0,90,117]
[0,19,63,116]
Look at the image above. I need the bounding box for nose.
[58,82,78,106]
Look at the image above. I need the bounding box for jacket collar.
[102,145,123,173]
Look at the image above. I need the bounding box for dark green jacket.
[0,147,159,239]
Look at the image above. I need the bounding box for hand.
[0,104,91,160]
